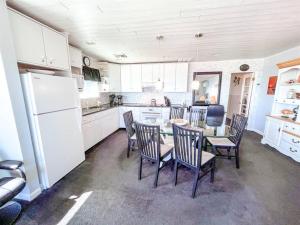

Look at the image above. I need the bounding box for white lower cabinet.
[82,108,119,151]
[262,116,283,148]
[262,116,300,162]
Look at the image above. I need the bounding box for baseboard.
[247,128,264,136]
[16,187,41,202]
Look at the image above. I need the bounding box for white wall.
[0,0,41,200]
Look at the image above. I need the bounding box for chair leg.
[154,162,160,188]
[235,147,240,169]
[138,157,142,180]
[227,148,231,160]
[173,161,178,186]
[127,140,131,158]
[191,170,200,198]
[210,159,216,183]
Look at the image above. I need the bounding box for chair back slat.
[189,107,207,126]
[229,114,248,146]
[123,111,135,138]
[173,124,203,168]
[206,105,225,127]
[170,107,185,119]
[135,122,160,160]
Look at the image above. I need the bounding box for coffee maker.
[109,94,116,106]
[117,95,123,105]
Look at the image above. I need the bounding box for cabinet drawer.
[282,122,300,133]
[281,132,300,146]
[279,139,299,157]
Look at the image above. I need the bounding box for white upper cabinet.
[9,10,46,66]
[152,63,164,82]
[8,9,70,71]
[141,64,153,83]
[163,63,176,92]
[130,64,142,92]
[69,46,82,68]
[43,27,69,70]
[108,63,121,92]
[175,63,188,92]
[121,64,132,92]
[121,64,142,92]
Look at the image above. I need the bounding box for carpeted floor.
[16,130,300,225]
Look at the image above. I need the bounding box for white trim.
[16,187,41,202]
[247,127,264,136]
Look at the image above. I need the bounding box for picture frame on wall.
[267,76,277,95]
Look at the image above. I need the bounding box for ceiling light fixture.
[86,41,96,45]
[195,33,203,38]
[114,53,127,60]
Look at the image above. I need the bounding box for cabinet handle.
[289,147,298,153]
[41,56,46,63]
[278,128,281,132]
[292,139,300,144]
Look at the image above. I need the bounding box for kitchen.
[1,0,300,224]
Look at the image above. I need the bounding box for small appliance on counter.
[151,99,157,106]
[109,94,116,106]
[164,96,171,106]
[117,95,123,105]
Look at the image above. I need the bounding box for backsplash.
[119,92,192,106]
[80,93,111,108]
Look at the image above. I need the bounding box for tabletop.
[141,119,236,138]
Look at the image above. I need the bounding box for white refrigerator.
[21,72,85,189]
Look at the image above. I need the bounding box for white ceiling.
[7,0,300,63]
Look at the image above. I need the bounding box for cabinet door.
[152,63,164,82]
[69,46,82,68]
[42,27,69,70]
[163,63,176,92]
[130,64,142,92]
[9,10,46,66]
[108,63,121,92]
[264,118,282,148]
[175,63,188,92]
[141,64,153,83]
[121,65,131,92]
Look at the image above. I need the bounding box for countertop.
[82,104,118,116]
[82,103,186,116]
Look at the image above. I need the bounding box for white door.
[42,27,69,70]
[131,64,142,92]
[141,64,153,83]
[175,63,188,92]
[163,63,176,92]
[9,10,46,66]
[34,109,85,188]
[239,74,254,116]
[121,65,131,92]
[69,46,82,68]
[22,73,79,114]
[264,118,282,147]
[152,63,164,82]
[108,63,121,92]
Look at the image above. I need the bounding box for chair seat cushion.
[207,137,236,147]
[0,177,25,206]
[130,133,136,140]
[160,144,173,157]
[201,151,215,165]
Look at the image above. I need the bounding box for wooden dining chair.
[135,122,173,187]
[123,111,137,158]
[189,106,207,126]
[172,124,216,198]
[206,114,248,169]
[169,106,185,119]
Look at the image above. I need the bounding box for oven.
[140,108,162,122]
